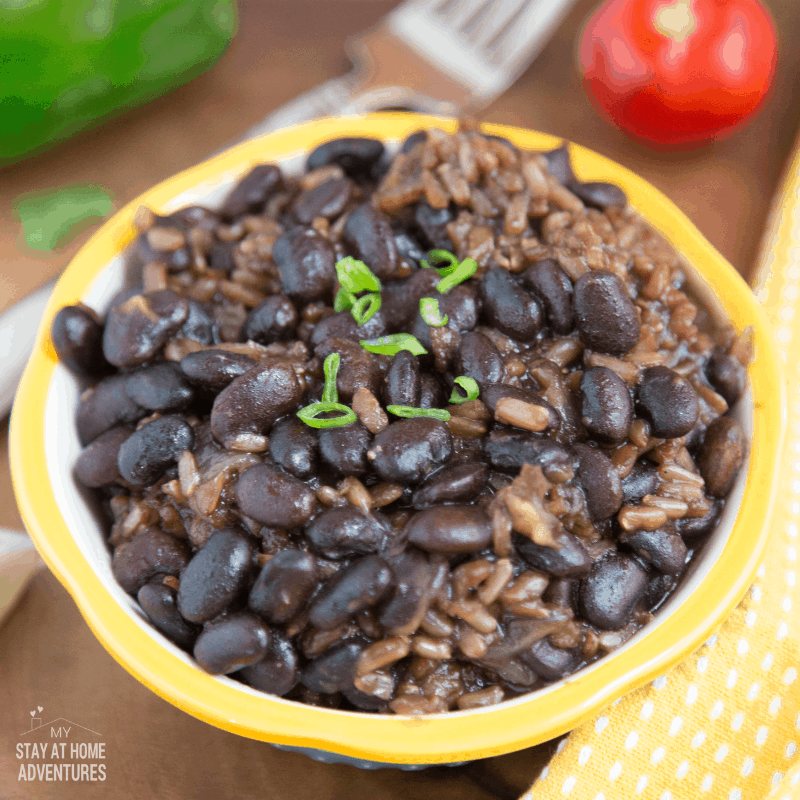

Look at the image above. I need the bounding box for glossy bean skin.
[636,366,699,439]
[676,499,723,539]
[579,553,649,630]
[705,351,746,406]
[315,338,383,401]
[405,505,493,555]
[573,271,640,356]
[342,203,399,281]
[479,268,542,342]
[248,549,318,624]
[697,416,747,497]
[570,181,627,209]
[136,230,191,273]
[293,177,351,224]
[308,555,393,630]
[238,630,299,696]
[378,549,440,636]
[194,612,270,674]
[308,309,386,348]
[515,531,592,578]
[74,426,132,487]
[51,304,108,378]
[521,637,582,681]
[305,506,389,560]
[394,230,427,268]
[380,268,440,330]
[273,227,336,304]
[580,367,633,444]
[177,528,257,623]
[318,421,372,476]
[542,578,577,608]
[383,351,421,408]
[102,290,189,368]
[543,145,576,184]
[242,294,298,344]
[269,416,318,478]
[483,430,576,478]
[300,640,365,694]
[112,528,190,594]
[306,137,385,178]
[76,374,144,445]
[220,164,282,219]
[138,580,200,650]
[180,351,257,390]
[481,384,560,431]
[117,414,195,486]
[412,462,488,509]
[235,464,316,528]
[210,360,302,448]
[574,444,624,521]
[369,418,452,484]
[125,362,194,413]
[522,259,574,335]
[453,331,505,388]
[181,300,217,345]
[414,200,453,250]
[419,372,447,409]
[620,526,688,575]
[621,458,660,503]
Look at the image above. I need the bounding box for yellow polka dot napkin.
[523,143,800,800]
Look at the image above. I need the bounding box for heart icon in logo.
[37,706,42,712]
[30,711,35,717]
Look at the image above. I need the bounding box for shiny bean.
[522,259,574,336]
[579,553,648,630]
[412,462,488,509]
[574,444,624,521]
[238,630,299,696]
[479,268,543,342]
[248,549,318,623]
[405,505,493,555]
[380,268,440,330]
[138,580,200,650]
[394,230,427,267]
[453,331,505,388]
[419,372,447,409]
[369,418,452,484]
[178,528,256,623]
[51,304,108,378]
[379,549,441,636]
[242,294,298,344]
[515,530,592,578]
[220,164,282,219]
[637,366,699,439]
[112,528,190,594]
[181,300,217,345]
[300,640,365,694]
[236,464,316,527]
[580,367,633,444]
[542,578,576,608]
[384,350,420,408]
[179,350,257,390]
[620,525,688,575]
[293,177,351,224]
[74,426,132,487]
[269,415,318,478]
[483,430,576,479]
[318,420,372,476]
[543,145,576,184]
[136,230,191,272]
[342,203,399,281]
[414,200,454,250]
[194,612,269,674]
[570,181,627,209]
[273,227,336,304]
[305,506,389,560]
[125,362,194,413]
[521,637,581,681]
[481,384,560,432]
[705,350,747,406]
[308,309,386,347]
[676,499,723,539]
[306,137,385,178]
[315,337,383,401]
[573,271,640,356]
[76,374,144,445]
[117,414,195,486]
[697,416,747,497]
[622,459,660,504]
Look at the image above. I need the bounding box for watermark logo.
[16,707,107,783]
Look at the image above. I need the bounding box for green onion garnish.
[437,257,477,294]
[387,405,451,421]
[297,402,357,428]
[322,352,340,403]
[335,256,381,293]
[334,288,356,312]
[419,297,448,327]
[449,376,480,404]
[422,249,459,275]
[351,292,381,326]
[360,333,428,356]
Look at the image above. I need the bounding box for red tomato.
[580,0,778,148]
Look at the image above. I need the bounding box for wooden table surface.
[2,1,799,796]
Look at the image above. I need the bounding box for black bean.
[220,164,282,219]
[305,506,389,560]
[543,145,576,185]
[242,294,298,344]
[621,459,660,504]
[676,499,723,539]
[318,421,372,476]
[620,525,688,575]
[453,331,505,388]
[570,181,627,210]
[379,549,441,635]
[697,416,747,498]
[410,284,479,351]
[521,637,582,681]
[273,227,336,304]
[135,231,191,272]
[74,426,132,487]
[343,679,393,712]
[112,528,190,594]
[268,415,318,478]
[481,384,561,432]
[643,573,677,612]
[380,268,440,330]
[574,443,624,521]
[208,240,236,274]
[51,304,108,378]
[181,300,217,345]
[236,464,316,528]
[483,430,576,479]
[384,350,421,407]
[300,640,365,694]
[210,360,303,448]
[164,205,219,231]
[522,259,574,335]
[342,203,399,281]
[399,130,428,154]
[419,372,447,409]
[414,200,453,250]
[308,309,386,347]
[102,290,189,368]
[138,581,200,650]
[573,271,640,356]
[515,530,592,578]
[394,230,427,266]
[636,366,699,438]
[293,177,351,224]
[117,414,195,486]
[314,337,383,401]
[125,363,194,413]
[479,268,543,342]
[705,350,747,406]
[542,578,576,608]
[178,528,256,623]
[308,555,393,630]
[194,612,270,674]
[405,505,492,555]
[579,367,633,444]
[248,549,318,623]
[306,137,385,178]
[76,374,145,445]
[238,630,299,696]
[412,462,488,509]
[179,350,257,390]
[579,553,649,630]
[369,417,452,484]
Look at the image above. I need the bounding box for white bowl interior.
[42,138,752,723]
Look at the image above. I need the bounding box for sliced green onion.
[322,352,340,403]
[335,256,381,293]
[419,297,448,327]
[334,287,356,312]
[422,249,459,275]
[351,292,381,326]
[449,376,480,404]
[360,333,428,356]
[387,405,451,421]
[437,258,477,294]
[297,402,357,428]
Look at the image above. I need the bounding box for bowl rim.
[10,112,786,764]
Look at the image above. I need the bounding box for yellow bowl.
[10,113,786,766]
